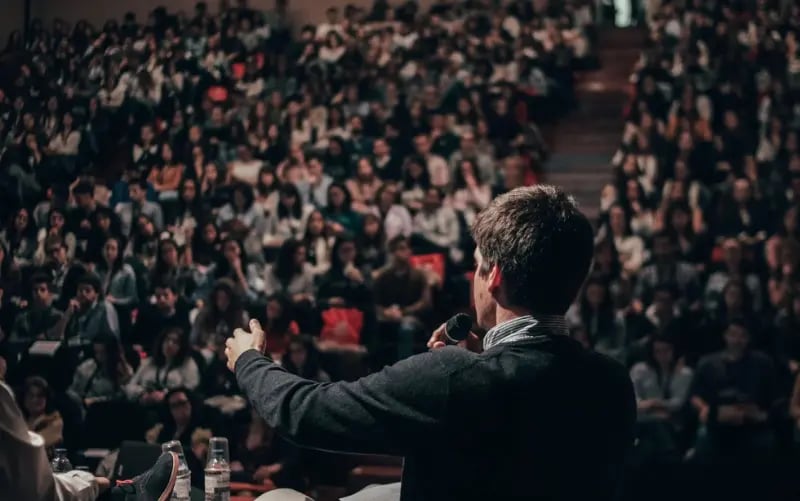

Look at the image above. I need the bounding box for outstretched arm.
[229,320,471,455]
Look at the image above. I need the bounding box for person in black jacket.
[225,185,636,501]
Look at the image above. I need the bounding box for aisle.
[545,28,645,222]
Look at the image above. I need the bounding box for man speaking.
[226,185,636,501]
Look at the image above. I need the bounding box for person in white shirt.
[46,112,81,156]
[315,7,344,40]
[412,187,462,264]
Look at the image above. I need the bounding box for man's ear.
[487,263,502,295]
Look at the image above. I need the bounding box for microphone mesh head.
[446,313,473,342]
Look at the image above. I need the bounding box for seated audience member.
[230,407,305,489]
[115,176,164,238]
[261,239,316,303]
[191,279,249,360]
[67,336,133,411]
[10,273,63,341]
[322,182,363,236]
[411,187,462,264]
[634,232,700,310]
[134,280,191,351]
[125,328,200,405]
[259,294,300,361]
[263,183,315,250]
[94,236,139,309]
[281,335,330,382]
[373,235,432,364]
[690,320,779,463]
[566,275,625,361]
[704,238,762,313]
[19,376,63,448]
[55,272,120,341]
[146,388,210,482]
[317,235,371,309]
[630,335,693,462]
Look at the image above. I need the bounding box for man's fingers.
[233,327,247,338]
[427,323,446,348]
[432,341,446,349]
[250,318,267,353]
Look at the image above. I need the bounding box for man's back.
[399,334,636,501]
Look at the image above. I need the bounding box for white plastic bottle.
[204,437,230,501]
[162,440,191,501]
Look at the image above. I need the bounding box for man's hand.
[225,319,267,372]
[427,320,479,350]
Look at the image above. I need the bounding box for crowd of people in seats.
[572,0,800,476]
[0,0,594,493]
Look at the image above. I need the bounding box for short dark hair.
[388,235,410,253]
[77,272,103,293]
[472,185,594,315]
[129,177,148,190]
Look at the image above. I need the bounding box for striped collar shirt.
[482,314,569,350]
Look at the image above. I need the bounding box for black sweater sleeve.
[235,347,474,455]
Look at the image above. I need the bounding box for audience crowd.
[585,0,800,480]
[0,0,595,494]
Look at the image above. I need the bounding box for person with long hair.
[169,178,208,248]
[216,182,267,260]
[323,182,362,236]
[67,335,133,410]
[33,207,76,266]
[604,203,646,277]
[191,221,222,269]
[302,210,333,277]
[95,236,138,308]
[566,275,625,361]
[263,183,314,250]
[317,235,371,309]
[257,294,301,361]
[147,143,184,201]
[125,328,200,405]
[151,238,200,301]
[192,279,249,359]
[704,238,762,313]
[346,157,384,214]
[1,207,37,269]
[447,158,492,228]
[19,376,63,448]
[375,183,413,241]
[282,336,329,381]
[262,239,315,302]
[358,213,387,272]
[629,335,693,462]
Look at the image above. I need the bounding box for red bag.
[409,253,446,284]
[320,307,364,345]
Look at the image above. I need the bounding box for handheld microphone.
[444,313,473,345]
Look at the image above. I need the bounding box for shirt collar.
[482,314,569,350]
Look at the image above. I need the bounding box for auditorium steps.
[544,27,645,222]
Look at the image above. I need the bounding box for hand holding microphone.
[427,313,476,350]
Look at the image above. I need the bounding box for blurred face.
[724,284,743,310]
[722,240,741,267]
[280,191,297,208]
[162,144,173,162]
[357,159,373,179]
[414,135,430,155]
[338,241,357,265]
[168,391,191,424]
[289,342,307,368]
[653,237,674,262]
[162,331,182,359]
[670,208,690,231]
[24,386,46,416]
[15,209,28,230]
[33,282,51,306]
[652,340,674,367]
[77,283,98,306]
[266,299,282,320]
[154,286,177,312]
[609,207,626,234]
[93,343,108,365]
[585,283,605,307]
[294,245,307,266]
[203,224,217,243]
[214,289,231,311]
[733,179,751,203]
[423,189,441,210]
[182,180,196,201]
[308,212,325,235]
[129,184,145,202]
[103,239,119,263]
[724,324,749,356]
[364,217,380,236]
[223,240,240,261]
[161,243,179,267]
[329,186,345,208]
